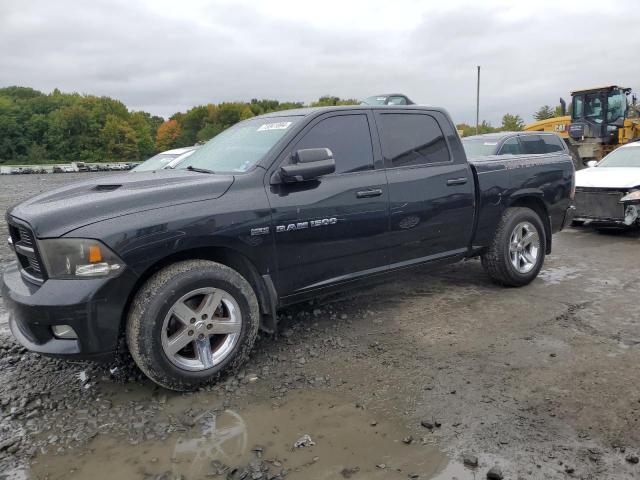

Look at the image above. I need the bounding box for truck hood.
[8,170,234,238]
[576,167,640,190]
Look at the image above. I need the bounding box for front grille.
[8,219,46,282]
[18,226,33,246]
[574,188,625,220]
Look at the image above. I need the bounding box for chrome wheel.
[509,221,540,274]
[161,287,242,372]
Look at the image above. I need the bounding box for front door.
[265,111,390,297]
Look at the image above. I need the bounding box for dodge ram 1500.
[1,105,575,390]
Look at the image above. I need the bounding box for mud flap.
[260,274,279,334]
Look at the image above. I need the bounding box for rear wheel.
[126,260,259,391]
[481,207,546,287]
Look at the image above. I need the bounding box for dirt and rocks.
[0,173,639,479]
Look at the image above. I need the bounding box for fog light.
[52,325,78,339]
[624,205,639,226]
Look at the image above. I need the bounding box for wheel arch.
[121,246,277,339]
[507,195,552,254]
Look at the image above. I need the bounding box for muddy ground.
[0,172,638,480]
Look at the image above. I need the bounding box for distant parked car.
[132,147,199,172]
[573,141,640,228]
[360,93,415,105]
[72,162,89,172]
[462,131,568,157]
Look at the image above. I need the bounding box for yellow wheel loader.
[525,86,640,167]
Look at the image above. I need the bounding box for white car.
[574,141,640,227]
[132,146,199,172]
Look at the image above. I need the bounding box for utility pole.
[476,66,480,135]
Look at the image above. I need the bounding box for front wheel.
[126,260,259,391]
[481,207,546,287]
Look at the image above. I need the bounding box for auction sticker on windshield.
[257,122,292,131]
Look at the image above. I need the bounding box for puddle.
[29,389,450,479]
[538,265,582,285]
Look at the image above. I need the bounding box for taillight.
[570,173,576,200]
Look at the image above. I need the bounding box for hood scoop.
[93,184,122,192]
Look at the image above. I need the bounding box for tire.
[126,260,260,391]
[481,207,546,287]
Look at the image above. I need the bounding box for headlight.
[620,190,640,203]
[38,238,124,279]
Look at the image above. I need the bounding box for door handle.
[446,177,468,186]
[356,188,383,198]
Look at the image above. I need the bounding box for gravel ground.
[0,173,639,479]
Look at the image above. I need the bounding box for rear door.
[374,110,475,266]
[266,110,390,297]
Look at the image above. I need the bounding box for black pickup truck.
[1,106,575,390]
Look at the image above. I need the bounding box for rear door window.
[519,135,546,155]
[377,113,450,167]
[498,137,522,155]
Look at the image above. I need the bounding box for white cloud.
[0,0,637,125]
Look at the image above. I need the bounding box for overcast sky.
[1,0,637,125]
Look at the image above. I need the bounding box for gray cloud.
[1,0,637,125]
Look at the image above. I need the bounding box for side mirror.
[277,148,335,183]
[587,160,598,168]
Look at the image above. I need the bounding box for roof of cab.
[253,104,448,120]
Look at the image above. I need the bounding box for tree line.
[457,104,566,137]
[0,87,358,165]
[0,85,565,164]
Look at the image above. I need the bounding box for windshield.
[132,153,181,172]
[362,95,389,105]
[178,116,301,173]
[607,89,627,122]
[597,147,640,167]
[462,138,499,156]
[584,94,603,124]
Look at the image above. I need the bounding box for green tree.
[311,95,359,107]
[128,111,155,159]
[534,105,555,121]
[26,142,48,164]
[501,113,524,131]
[457,121,499,137]
[44,105,93,161]
[101,114,139,161]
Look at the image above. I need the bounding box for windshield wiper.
[186,165,215,174]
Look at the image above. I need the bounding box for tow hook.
[624,204,639,226]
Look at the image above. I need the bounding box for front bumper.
[1,262,137,361]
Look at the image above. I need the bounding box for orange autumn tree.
[155,119,181,151]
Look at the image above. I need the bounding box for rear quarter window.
[541,135,565,153]
[519,135,546,155]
